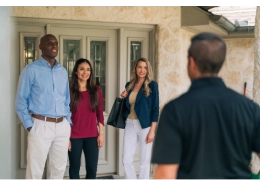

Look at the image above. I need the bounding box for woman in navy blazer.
[120,58,159,179]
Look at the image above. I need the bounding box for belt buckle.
[55,117,58,123]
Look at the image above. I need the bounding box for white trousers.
[26,117,71,179]
[122,118,153,179]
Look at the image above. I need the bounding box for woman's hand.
[98,133,104,149]
[68,141,71,151]
[146,130,155,144]
[120,90,128,98]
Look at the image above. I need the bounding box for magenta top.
[70,87,104,138]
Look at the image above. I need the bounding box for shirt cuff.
[24,120,33,130]
[97,121,104,125]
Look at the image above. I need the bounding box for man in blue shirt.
[16,34,71,179]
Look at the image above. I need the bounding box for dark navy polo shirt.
[151,77,260,179]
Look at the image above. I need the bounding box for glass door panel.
[130,41,142,72]
[63,40,80,80]
[24,37,37,66]
[90,41,106,111]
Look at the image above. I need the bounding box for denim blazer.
[124,80,159,129]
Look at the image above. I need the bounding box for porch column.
[251,6,260,175]
[0,6,12,178]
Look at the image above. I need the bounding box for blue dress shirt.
[16,56,72,129]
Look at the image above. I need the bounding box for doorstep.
[64,174,153,180]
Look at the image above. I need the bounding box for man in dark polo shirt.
[151,32,260,179]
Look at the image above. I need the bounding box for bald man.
[16,34,72,179]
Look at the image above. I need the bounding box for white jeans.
[26,117,71,179]
[122,118,152,179]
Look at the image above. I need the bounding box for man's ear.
[189,57,197,71]
[39,44,42,50]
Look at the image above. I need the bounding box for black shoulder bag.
[107,97,126,129]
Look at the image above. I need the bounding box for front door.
[51,26,118,176]
[124,29,150,176]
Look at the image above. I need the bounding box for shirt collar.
[39,56,59,68]
[189,77,226,90]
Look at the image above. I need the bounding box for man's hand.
[27,127,32,132]
[68,141,71,151]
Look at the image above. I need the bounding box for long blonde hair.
[126,58,153,97]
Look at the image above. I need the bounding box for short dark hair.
[188,32,226,74]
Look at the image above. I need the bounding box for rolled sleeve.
[15,66,34,130]
[96,87,104,125]
[151,81,159,122]
[151,103,182,164]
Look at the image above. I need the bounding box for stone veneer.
[220,38,255,99]
[11,6,258,173]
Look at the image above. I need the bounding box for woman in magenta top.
[68,58,104,179]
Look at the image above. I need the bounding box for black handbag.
[107,97,126,129]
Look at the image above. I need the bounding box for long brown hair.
[69,58,99,112]
[126,58,153,97]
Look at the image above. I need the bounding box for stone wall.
[220,38,255,99]
[251,6,260,175]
